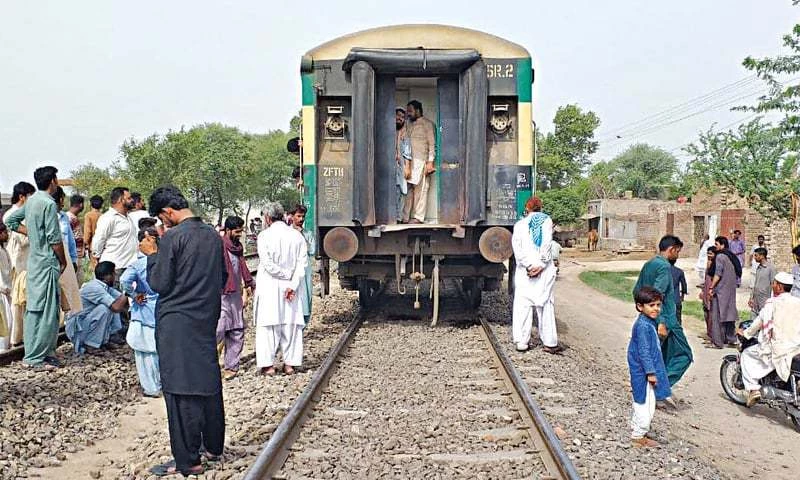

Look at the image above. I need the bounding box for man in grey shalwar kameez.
[748,247,775,319]
[709,236,741,347]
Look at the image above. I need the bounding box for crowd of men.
[628,230,800,446]
[0,167,313,476]
[508,206,800,448]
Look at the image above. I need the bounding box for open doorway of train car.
[394,76,460,225]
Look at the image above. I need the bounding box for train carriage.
[299,24,534,317]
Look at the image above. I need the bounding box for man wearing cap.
[738,271,800,407]
[395,107,409,223]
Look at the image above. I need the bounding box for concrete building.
[585,197,697,253]
[584,188,796,270]
[692,189,794,271]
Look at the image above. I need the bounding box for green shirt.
[633,255,678,329]
[5,190,62,311]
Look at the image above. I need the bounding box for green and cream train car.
[299,24,534,313]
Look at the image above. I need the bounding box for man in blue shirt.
[66,261,128,354]
[52,187,77,270]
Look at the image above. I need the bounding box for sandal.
[149,460,204,476]
[542,345,564,355]
[283,366,295,375]
[261,367,276,376]
[203,452,223,464]
[21,362,57,371]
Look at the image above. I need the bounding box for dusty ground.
[555,253,800,480]
[20,249,797,479]
[27,289,355,480]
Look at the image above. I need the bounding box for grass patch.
[577,270,640,303]
[578,270,750,323]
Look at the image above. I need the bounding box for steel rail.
[242,310,365,480]
[0,329,67,366]
[479,318,582,480]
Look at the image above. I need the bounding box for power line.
[597,75,759,141]
[666,112,761,155]
[602,89,765,147]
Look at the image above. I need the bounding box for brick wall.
[693,188,794,271]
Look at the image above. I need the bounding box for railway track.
[0,252,261,367]
[242,292,580,480]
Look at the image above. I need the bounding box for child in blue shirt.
[628,286,672,447]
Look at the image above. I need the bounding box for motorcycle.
[719,320,800,432]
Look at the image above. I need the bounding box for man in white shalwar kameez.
[253,202,308,376]
[511,196,560,353]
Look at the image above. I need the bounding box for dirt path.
[556,259,799,480]
[29,398,168,479]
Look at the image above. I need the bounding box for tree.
[583,144,678,200]
[540,180,591,226]
[536,104,601,190]
[740,18,800,150]
[737,10,800,244]
[240,130,301,220]
[185,124,253,225]
[685,118,799,243]
[289,111,302,136]
[609,144,678,199]
[119,130,195,197]
[71,164,118,202]
[585,161,617,199]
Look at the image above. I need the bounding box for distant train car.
[298,25,534,315]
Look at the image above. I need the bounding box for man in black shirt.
[144,186,227,476]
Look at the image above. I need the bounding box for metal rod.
[243,311,365,479]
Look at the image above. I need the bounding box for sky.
[0,0,797,192]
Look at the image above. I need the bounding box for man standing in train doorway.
[401,100,436,224]
[395,107,409,224]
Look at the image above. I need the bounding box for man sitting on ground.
[66,261,127,354]
[738,271,800,407]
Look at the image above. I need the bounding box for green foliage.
[584,144,679,200]
[74,122,301,223]
[71,164,119,203]
[186,124,254,224]
[241,130,301,217]
[289,111,302,136]
[740,21,800,150]
[685,118,797,221]
[585,161,618,199]
[540,181,589,226]
[536,104,601,190]
[578,270,639,303]
[578,270,749,323]
[611,144,678,199]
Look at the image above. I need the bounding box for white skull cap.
[774,271,793,285]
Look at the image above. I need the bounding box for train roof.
[304,24,530,61]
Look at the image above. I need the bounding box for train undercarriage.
[320,224,512,324]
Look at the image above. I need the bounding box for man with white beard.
[253,202,308,376]
[511,196,561,354]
